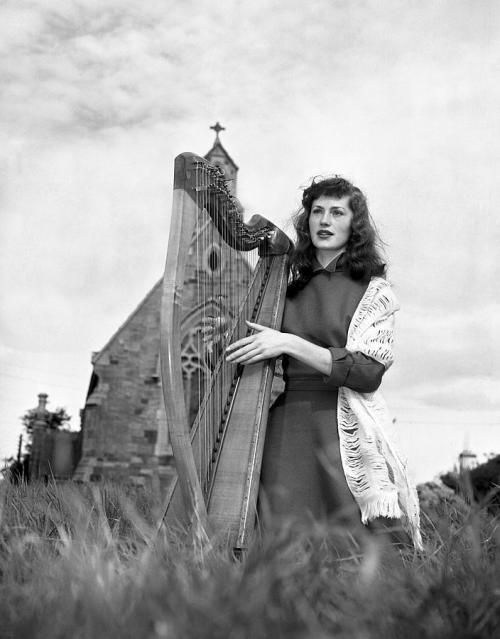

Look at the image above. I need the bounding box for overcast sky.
[1,0,499,482]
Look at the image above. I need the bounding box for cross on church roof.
[210,121,225,140]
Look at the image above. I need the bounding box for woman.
[226,176,422,549]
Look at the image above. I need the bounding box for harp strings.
[189,160,263,497]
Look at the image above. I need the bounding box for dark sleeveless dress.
[259,253,386,522]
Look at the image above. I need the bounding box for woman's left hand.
[226,321,288,364]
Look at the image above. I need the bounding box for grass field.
[0,480,499,639]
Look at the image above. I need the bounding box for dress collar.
[312,252,346,273]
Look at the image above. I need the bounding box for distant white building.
[458,448,478,472]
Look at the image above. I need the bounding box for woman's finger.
[226,335,256,352]
[228,347,262,364]
[245,320,267,331]
[226,343,259,362]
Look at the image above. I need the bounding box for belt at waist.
[285,378,338,391]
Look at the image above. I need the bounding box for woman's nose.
[319,213,331,225]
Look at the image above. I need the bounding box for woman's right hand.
[201,316,230,346]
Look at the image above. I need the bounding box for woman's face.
[308,194,353,262]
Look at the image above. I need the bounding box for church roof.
[204,122,239,170]
[204,138,239,170]
[92,279,162,365]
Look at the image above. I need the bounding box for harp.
[160,153,291,551]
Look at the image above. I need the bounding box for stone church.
[73,126,252,490]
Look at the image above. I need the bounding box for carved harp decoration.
[160,152,291,551]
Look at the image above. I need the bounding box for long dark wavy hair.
[287,175,386,296]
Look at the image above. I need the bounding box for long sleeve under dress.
[259,253,386,523]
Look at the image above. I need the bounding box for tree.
[19,402,72,462]
[441,454,500,514]
[21,406,72,435]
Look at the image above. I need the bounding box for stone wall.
[73,281,174,490]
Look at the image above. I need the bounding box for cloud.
[1,0,500,464]
[3,0,499,142]
[399,303,500,369]
[412,376,500,411]
[0,128,173,352]
[382,303,500,409]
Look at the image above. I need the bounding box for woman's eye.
[311,208,344,216]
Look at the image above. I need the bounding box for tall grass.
[0,479,499,639]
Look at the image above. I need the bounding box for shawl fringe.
[358,492,403,523]
[338,277,423,551]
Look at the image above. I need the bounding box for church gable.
[183,217,253,314]
[91,280,162,368]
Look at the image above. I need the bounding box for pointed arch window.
[180,327,210,426]
[204,244,222,275]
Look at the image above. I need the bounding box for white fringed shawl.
[338,276,423,550]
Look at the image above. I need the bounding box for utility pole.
[17,434,23,463]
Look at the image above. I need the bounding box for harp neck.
[174,152,291,256]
